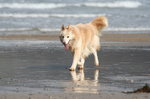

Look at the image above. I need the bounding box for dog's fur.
[59,16,108,71]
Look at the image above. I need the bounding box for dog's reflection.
[70,69,99,93]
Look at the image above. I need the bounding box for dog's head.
[59,25,75,50]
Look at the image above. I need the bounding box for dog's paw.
[95,62,100,66]
[69,68,75,71]
[78,66,84,70]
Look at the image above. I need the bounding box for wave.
[0,28,59,32]
[106,28,150,31]
[0,1,141,9]
[0,28,150,32]
[0,3,66,9]
[0,13,106,18]
[83,1,141,8]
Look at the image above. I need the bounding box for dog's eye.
[62,36,64,38]
[67,36,69,38]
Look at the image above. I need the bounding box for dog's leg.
[91,48,99,66]
[69,48,81,71]
[70,71,77,81]
[78,57,85,70]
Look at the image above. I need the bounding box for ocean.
[0,0,150,34]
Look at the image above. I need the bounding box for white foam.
[0,40,62,48]
[83,1,141,8]
[0,28,59,32]
[0,13,105,18]
[0,27,150,33]
[0,28,31,31]
[106,28,150,31]
[0,3,66,9]
[0,1,141,9]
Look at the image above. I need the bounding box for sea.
[0,0,150,35]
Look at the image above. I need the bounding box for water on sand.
[0,41,149,93]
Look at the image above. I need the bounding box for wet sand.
[0,93,150,99]
[0,33,150,42]
[0,33,150,98]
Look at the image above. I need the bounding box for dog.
[59,16,108,71]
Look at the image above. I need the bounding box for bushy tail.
[91,16,108,30]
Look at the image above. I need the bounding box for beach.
[0,32,150,99]
[0,0,150,98]
[1,32,150,42]
[0,93,150,99]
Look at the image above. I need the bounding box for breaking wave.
[106,28,150,31]
[0,13,106,18]
[0,1,141,9]
[0,27,150,32]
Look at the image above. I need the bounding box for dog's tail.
[91,16,108,31]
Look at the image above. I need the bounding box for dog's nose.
[63,42,66,45]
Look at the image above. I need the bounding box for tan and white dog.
[59,16,108,71]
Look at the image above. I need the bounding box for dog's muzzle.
[63,43,69,50]
[63,40,70,50]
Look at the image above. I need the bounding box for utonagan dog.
[59,16,108,71]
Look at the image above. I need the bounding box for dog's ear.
[61,24,65,30]
[66,25,73,30]
[66,25,70,29]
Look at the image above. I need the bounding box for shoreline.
[0,33,150,42]
[0,33,149,47]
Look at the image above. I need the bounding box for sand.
[0,33,150,99]
[0,33,150,47]
[0,93,150,99]
[0,33,150,42]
